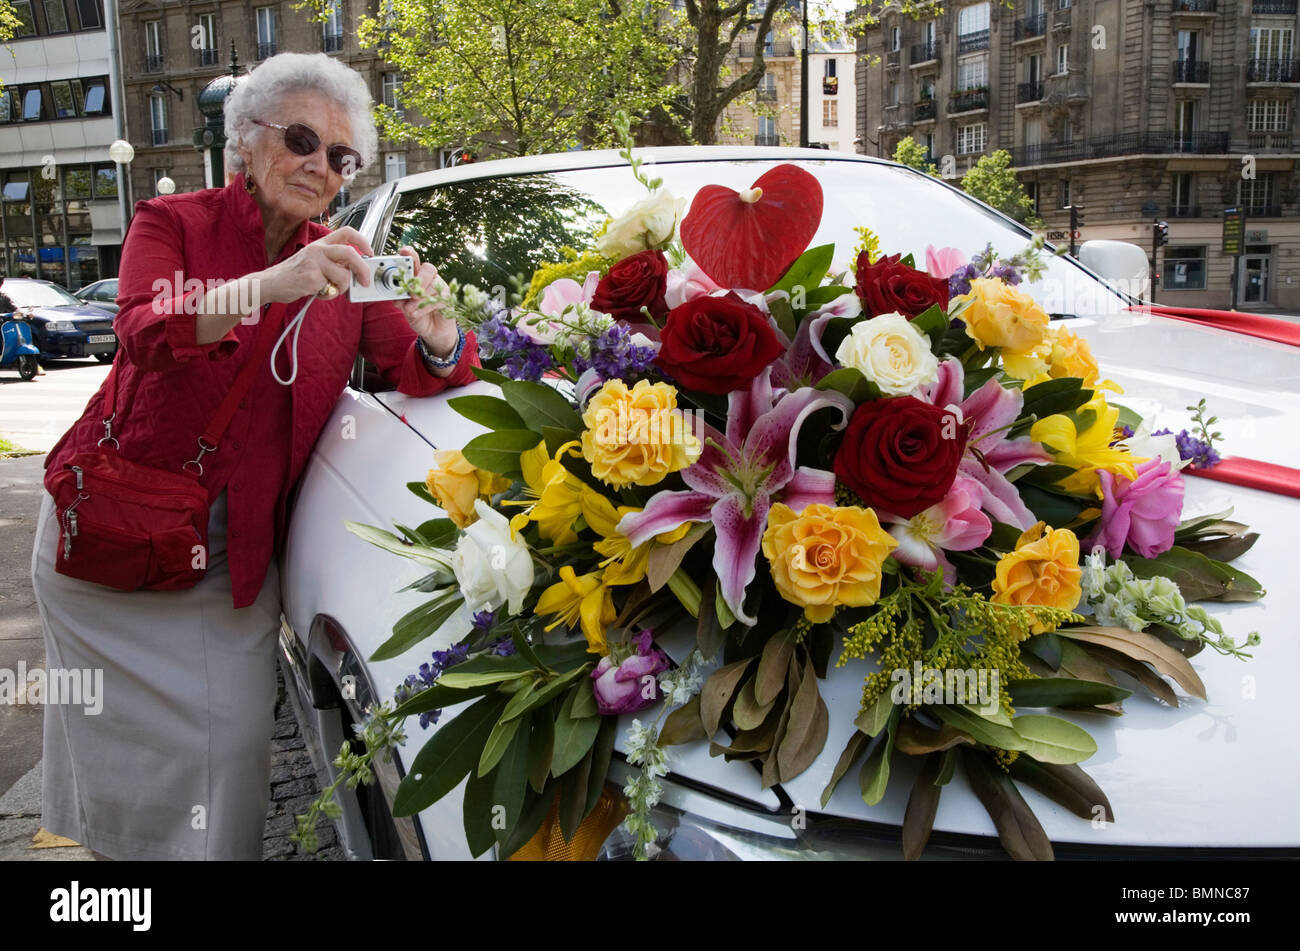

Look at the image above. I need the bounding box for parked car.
[277,147,1300,860]
[1,277,117,362]
[75,278,120,316]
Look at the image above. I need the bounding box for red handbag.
[45,314,280,591]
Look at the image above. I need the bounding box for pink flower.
[1088,459,1185,559]
[591,631,671,715]
[885,477,992,584]
[516,271,601,344]
[925,245,968,280]
[664,259,723,309]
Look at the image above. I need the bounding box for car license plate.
[88,334,115,344]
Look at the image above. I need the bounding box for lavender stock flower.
[1153,428,1222,469]
[573,323,659,381]
[477,310,554,382]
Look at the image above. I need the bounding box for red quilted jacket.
[45,173,480,607]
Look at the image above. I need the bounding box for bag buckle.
[97,412,119,449]
[183,437,217,476]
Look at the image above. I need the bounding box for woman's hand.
[395,246,460,358]
[253,228,375,305]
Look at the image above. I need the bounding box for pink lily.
[516,271,602,344]
[884,476,992,584]
[926,245,968,280]
[918,357,1051,529]
[664,259,723,309]
[618,368,853,625]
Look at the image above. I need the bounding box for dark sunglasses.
[252,119,363,175]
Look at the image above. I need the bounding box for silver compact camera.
[350,255,414,303]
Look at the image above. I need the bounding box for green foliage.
[892,136,939,177]
[959,150,1043,228]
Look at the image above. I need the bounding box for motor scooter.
[1,310,41,381]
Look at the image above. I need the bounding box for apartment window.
[1059,179,1071,208]
[150,93,168,146]
[152,168,170,189]
[0,90,12,123]
[63,165,90,198]
[758,73,776,101]
[50,80,76,118]
[1174,99,1196,148]
[886,81,898,107]
[381,72,403,117]
[1163,246,1206,290]
[890,26,901,52]
[1025,181,1039,215]
[957,54,989,90]
[256,7,277,59]
[1248,99,1289,132]
[81,78,106,115]
[1239,174,1275,212]
[922,20,936,46]
[958,3,990,35]
[825,58,837,79]
[758,115,778,145]
[323,0,344,52]
[93,164,117,199]
[1057,0,1071,8]
[919,78,935,100]
[1055,43,1068,74]
[1171,172,1195,210]
[1062,115,1073,144]
[1023,116,1042,146]
[22,88,43,121]
[1250,26,1294,62]
[384,152,406,181]
[43,0,69,32]
[144,20,163,71]
[11,0,36,36]
[75,0,101,29]
[920,131,935,161]
[824,100,839,126]
[957,122,987,154]
[197,13,218,66]
[763,31,774,55]
[1026,54,1041,83]
[1176,30,1200,62]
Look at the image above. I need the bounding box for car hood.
[24,304,116,323]
[379,310,1300,851]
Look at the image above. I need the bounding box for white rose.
[451,501,534,615]
[835,313,939,396]
[595,190,685,261]
[1119,419,1186,470]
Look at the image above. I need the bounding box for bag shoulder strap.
[100,303,285,473]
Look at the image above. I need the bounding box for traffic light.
[1067,205,1084,256]
[1154,220,1169,247]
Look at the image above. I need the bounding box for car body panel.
[2,278,117,359]
[282,148,1299,858]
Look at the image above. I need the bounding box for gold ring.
[319,282,340,299]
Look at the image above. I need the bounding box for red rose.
[855,252,950,319]
[655,293,785,395]
[833,396,965,519]
[592,250,669,324]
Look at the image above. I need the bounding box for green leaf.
[393,692,509,817]
[1007,678,1131,709]
[768,242,834,297]
[1173,507,1235,541]
[498,779,556,860]
[910,303,948,348]
[438,640,590,688]
[447,394,527,430]
[492,720,533,839]
[584,716,618,820]
[500,379,583,434]
[370,592,464,662]
[960,748,1054,861]
[714,584,737,630]
[1008,758,1115,822]
[854,690,896,737]
[1021,632,1062,670]
[658,695,708,746]
[569,676,600,719]
[526,708,555,794]
[932,705,1027,751]
[696,576,727,660]
[667,568,702,618]
[471,365,512,387]
[477,709,525,777]
[413,518,459,549]
[558,743,595,843]
[1017,485,1091,527]
[391,680,499,719]
[902,752,946,861]
[344,521,452,569]
[407,480,436,505]
[934,747,957,786]
[1010,714,1098,764]
[550,689,604,777]
[462,758,498,858]
[893,718,975,755]
[768,296,797,339]
[802,284,854,310]
[815,367,881,404]
[501,664,592,722]
[460,429,543,479]
[1124,546,1265,603]
[859,708,899,806]
[820,730,871,808]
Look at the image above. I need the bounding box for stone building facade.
[856,0,1299,312]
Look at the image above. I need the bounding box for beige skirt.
[31,489,281,860]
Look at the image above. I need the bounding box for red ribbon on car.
[1185,457,1300,500]
[1128,305,1300,348]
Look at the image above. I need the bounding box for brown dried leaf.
[894,718,976,755]
[961,748,1054,861]
[755,627,800,707]
[646,523,711,592]
[699,657,754,736]
[732,677,777,731]
[820,730,871,808]
[1057,626,1206,701]
[902,753,946,861]
[657,695,708,747]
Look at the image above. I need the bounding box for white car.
[277,147,1300,860]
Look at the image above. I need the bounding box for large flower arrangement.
[295,134,1264,862]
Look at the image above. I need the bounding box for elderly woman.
[31,52,478,860]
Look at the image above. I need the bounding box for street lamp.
[156,176,176,196]
[109,140,134,247]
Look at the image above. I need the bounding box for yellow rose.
[581,379,701,488]
[426,450,510,529]
[1046,326,1100,386]
[761,503,899,623]
[991,521,1082,631]
[958,277,1050,354]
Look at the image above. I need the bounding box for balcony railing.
[756,86,777,102]
[957,30,990,53]
[196,48,219,67]
[1246,131,1293,150]
[886,49,901,67]
[1167,205,1203,217]
[323,33,343,52]
[152,128,168,146]
[823,76,838,95]
[1053,8,1072,28]
[1173,60,1210,83]
[949,88,989,112]
[1172,0,1217,11]
[738,38,795,57]
[257,41,277,60]
[910,40,938,63]
[1015,14,1047,40]
[1243,204,1282,217]
[144,53,163,73]
[1018,80,1044,102]
[1247,59,1300,83]
[755,134,780,146]
[1252,0,1296,12]
[1013,130,1230,165]
[913,99,937,121]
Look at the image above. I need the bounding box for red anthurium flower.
[680,164,824,291]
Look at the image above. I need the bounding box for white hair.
[223,52,378,183]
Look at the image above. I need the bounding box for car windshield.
[381,158,1129,318]
[6,281,83,308]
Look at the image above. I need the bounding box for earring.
[244,174,257,196]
